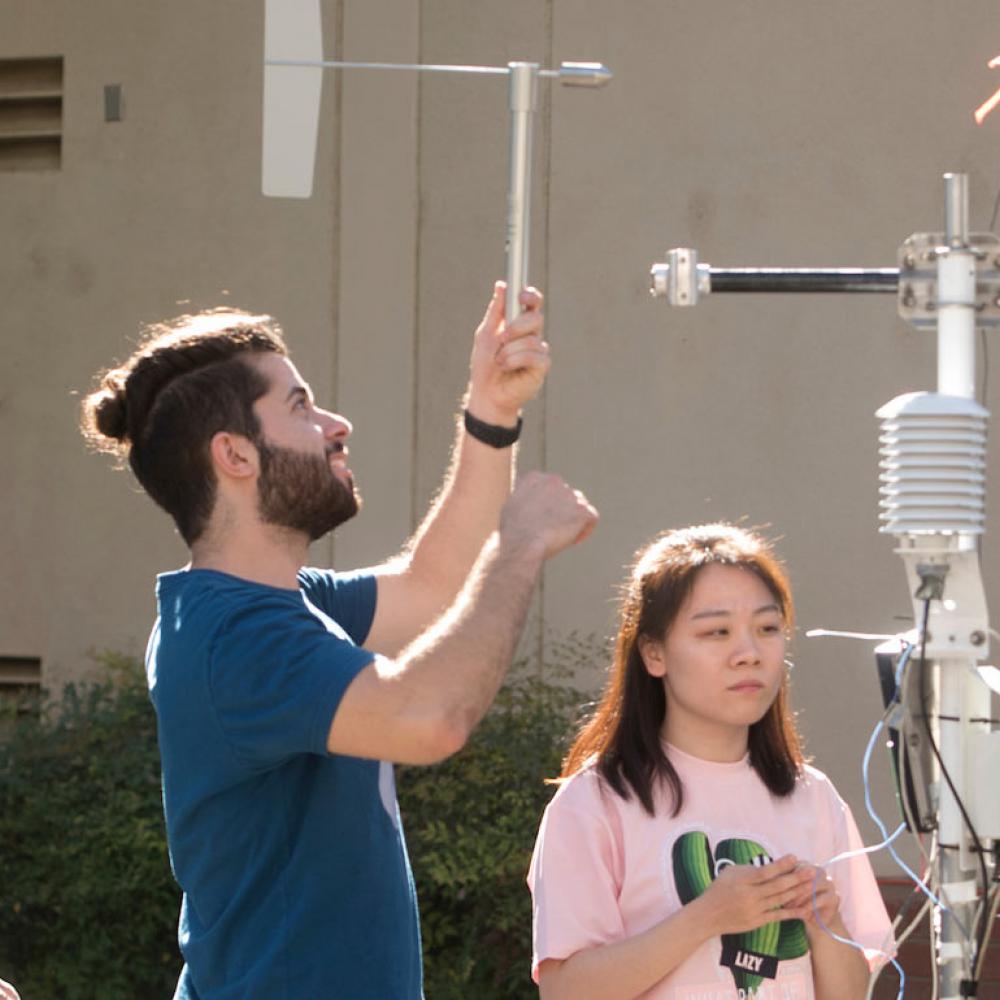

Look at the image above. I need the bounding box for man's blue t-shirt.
[147,567,422,999]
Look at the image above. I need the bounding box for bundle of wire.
[805,620,999,999]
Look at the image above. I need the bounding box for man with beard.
[80,283,597,999]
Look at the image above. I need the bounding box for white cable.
[866,896,933,1000]
[893,675,973,960]
[822,641,982,1000]
[814,694,913,997]
[841,649,949,910]
[804,628,899,641]
[901,632,982,965]
[807,632,988,990]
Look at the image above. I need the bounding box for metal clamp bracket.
[898,232,1000,328]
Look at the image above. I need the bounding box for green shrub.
[398,634,599,999]
[0,653,182,1000]
[0,636,602,999]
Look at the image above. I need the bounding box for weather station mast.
[650,171,1000,999]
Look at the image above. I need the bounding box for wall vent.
[0,656,42,726]
[0,57,63,171]
[0,656,41,687]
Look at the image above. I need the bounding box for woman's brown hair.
[561,523,804,816]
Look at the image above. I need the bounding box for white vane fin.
[262,0,323,198]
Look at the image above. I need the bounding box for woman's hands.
[539,856,859,1000]
[696,855,834,936]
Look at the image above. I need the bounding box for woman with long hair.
[528,524,893,1000]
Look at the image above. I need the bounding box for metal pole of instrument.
[505,62,538,326]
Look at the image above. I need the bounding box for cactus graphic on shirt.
[671,833,809,994]
[672,830,715,903]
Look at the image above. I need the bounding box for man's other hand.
[499,471,598,561]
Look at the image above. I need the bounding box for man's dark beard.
[256,438,359,541]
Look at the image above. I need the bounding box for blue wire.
[809,871,906,1000]
[814,706,912,998]
[821,645,944,902]
[809,643,954,1000]
[858,648,945,908]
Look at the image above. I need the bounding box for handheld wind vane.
[260,0,611,325]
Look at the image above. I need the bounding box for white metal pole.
[938,174,977,400]
[935,171,980,1000]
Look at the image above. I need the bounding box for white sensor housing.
[876,391,988,536]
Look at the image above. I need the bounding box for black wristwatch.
[463,409,522,448]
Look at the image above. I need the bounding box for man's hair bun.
[81,368,130,452]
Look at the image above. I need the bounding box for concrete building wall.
[2,0,999,872]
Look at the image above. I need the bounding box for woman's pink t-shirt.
[528,745,894,999]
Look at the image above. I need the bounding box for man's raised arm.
[364,281,549,656]
[328,472,597,764]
